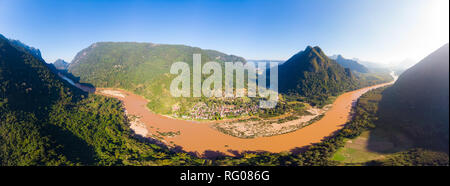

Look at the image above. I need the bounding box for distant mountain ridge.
[52,59,69,70]
[329,54,369,73]
[387,58,417,75]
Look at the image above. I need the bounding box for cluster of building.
[187,102,259,120]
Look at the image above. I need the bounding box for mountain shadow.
[367,44,449,154]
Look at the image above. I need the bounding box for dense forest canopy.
[0,34,204,165]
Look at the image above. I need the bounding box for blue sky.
[0,0,448,64]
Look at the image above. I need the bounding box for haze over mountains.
[329,54,369,73]
[52,59,69,70]
[386,58,418,75]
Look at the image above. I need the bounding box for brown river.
[96,80,396,157]
[62,72,397,157]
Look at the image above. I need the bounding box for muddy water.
[97,80,396,157]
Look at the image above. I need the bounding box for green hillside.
[68,42,246,88]
[278,46,393,107]
[68,42,246,115]
[0,35,202,165]
[278,46,359,106]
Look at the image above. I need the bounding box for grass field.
[332,131,386,164]
[331,126,416,164]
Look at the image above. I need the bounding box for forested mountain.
[0,34,201,165]
[68,42,246,114]
[373,43,449,153]
[278,46,358,105]
[0,34,81,114]
[52,59,69,70]
[330,54,369,73]
[68,42,245,87]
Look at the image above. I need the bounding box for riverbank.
[211,105,331,139]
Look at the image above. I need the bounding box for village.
[184,101,259,120]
